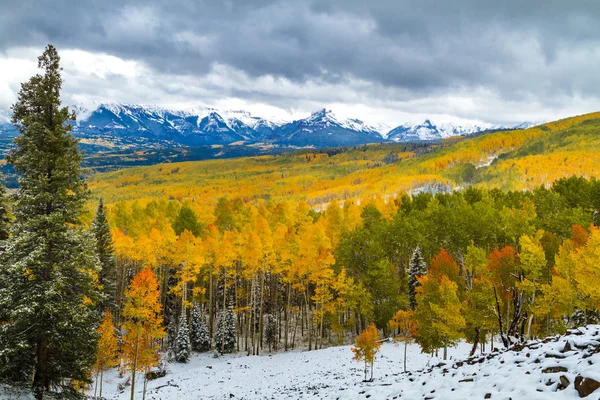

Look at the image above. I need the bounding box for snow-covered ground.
[94,341,470,399]
[4,327,600,399]
[95,327,600,399]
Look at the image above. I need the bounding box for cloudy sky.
[1,0,599,126]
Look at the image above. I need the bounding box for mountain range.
[0,103,535,149]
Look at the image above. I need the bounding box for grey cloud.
[1,0,600,124]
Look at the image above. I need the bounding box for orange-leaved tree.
[389,309,416,372]
[122,268,165,400]
[351,323,382,381]
[94,311,119,399]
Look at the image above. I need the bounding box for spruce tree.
[0,45,101,397]
[92,198,117,313]
[167,314,178,358]
[215,303,236,354]
[408,246,427,310]
[265,314,278,352]
[0,183,10,241]
[190,305,211,352]
[174,310,192,362]
[172,204,203,237]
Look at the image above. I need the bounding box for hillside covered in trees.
[4,46,600,400]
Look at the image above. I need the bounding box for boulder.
[574,375,600,398]
[558,375,570,391]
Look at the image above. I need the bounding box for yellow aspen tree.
[351,323,382,381]
[389,309,416,372]
[518,231,547,338]
[122,268,165,400]
[93,311,119,399]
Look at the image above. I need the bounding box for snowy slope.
[87,326,600,400]
[70,104,523,147]
[387,119,502,142]
[274,109,388,146]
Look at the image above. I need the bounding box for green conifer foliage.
[215,302,236,354]
[174,311,192,362]
[92,198,117,313]
[172,204,203,237]
[190,305,211,352]
[0,45,101,397]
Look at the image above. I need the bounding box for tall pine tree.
[215,301,236,354]
[92,198,117,313]
[174,309,192,362]
[0,45,101,398]
[408,247,427,310]
[190,304,211,352]
[0,182,10,241]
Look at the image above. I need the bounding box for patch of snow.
[95,326,600,399]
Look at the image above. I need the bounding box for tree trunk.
[493,286,509,347]
[284,282,290,351]
[245,280,251,353]
[469,327,480,357]
[130,335,139,400]
[94,372,99,398]
[258,272,265,353]
[142,372,147,400]
[99,370,104,399]
[526,312,534,340]
[209,268,214,337]
[403,340,408,372]
[221,273,227,354]
[33,337,49,397]
[305,289,312,351]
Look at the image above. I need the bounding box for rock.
[484,393,492,398]
[562,341,573,353]
[558,375,570,391]
[145,369,167,380]
[542,366,568,374]
[575,375,600,397]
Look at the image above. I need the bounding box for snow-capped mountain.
[2,103,529,147]
[73,104,394,147]
[387,119,501,142]
[275,109,388,147]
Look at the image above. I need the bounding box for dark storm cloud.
[1,0,600,123]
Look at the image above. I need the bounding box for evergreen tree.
[0,183,10,241]
[92,198,117,313]
[174,310,192,362]
[167,314,178,357]
[265,313,278,352]
[0,45,101,397]
[190,305,211,352]
[408,247,427,310]
[172,204,203,237]
[215,302,236,354]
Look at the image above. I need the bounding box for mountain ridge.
[67,103,525,146]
